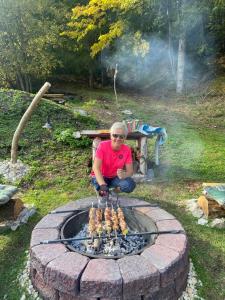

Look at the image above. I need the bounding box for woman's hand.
[117,169,126,179]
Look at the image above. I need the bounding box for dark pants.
[91,176,136,193]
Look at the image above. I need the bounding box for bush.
[54,128,92,148]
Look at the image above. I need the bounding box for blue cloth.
[138,124,167,145]
[91,176,136,193]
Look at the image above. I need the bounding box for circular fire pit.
[30,196,189,300]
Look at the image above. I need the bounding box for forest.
[0,0,224,93]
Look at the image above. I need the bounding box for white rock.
[197,218,208,226]
[210,218,225,229]
[73,131,81,138]
[121,109,133,115]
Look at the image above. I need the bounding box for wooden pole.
[139,137,148,175]
[114,63,118,107]
[11,82,51,164]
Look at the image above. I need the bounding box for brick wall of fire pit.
[30,197,189,300]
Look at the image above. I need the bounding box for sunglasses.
[112,133,125,139]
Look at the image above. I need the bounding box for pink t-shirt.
[92,140,132,178]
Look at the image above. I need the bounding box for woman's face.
[111,128,126,150]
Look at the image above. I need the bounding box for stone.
[141,244,186,287]
[175,268,189,297]
[197,218,208,226]
[34,213,70,230]
[156,219,184,231]
[30,244,68,276]
[155,234,188,257]
[30,228,59,248]
[142,207,175,222]
[117,255,160,299]
[80,259,122,298]
[145,283,177,300]
[45,252,89,295]
[32,271,58,300]
[210,218,225,229]
[0,160,29,182]
[59,292,96,300]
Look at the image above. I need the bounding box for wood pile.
[198,183,225,217]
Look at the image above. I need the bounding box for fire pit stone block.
[156,219,184,231]
[30,228,59,248]
[45,252,89,296]
[59,291,97,300]
[145,282,177,300]
[142,207,176,222]
[34,213,72,230]
[175,266,189,297]
[141,244,186,287]
[31,270,59,300]
[80,259,122,298]
[155,233,188,257]
[117,255,160,299]
[30,244,68,277]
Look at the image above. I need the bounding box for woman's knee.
[119,177,136,193]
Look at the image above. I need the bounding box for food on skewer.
[89,207,95,219]
[88,207,96,235]
[111,208,119,231]
[96,208,103,222]
[104,207,112,234]
[117,207,128,235]
[96,208,103,235]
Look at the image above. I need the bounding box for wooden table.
[73,130,161,175]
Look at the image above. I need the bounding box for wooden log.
[11,82,51,164]
[198,195,225,218]
[43,94,64,98]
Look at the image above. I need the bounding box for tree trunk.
[89,69,93,88]
[17,73,25,91]
[176,35,186,94]
[24,74,31,92]
[167,0,176,80]
[11,82,51,164]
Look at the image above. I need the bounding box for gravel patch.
[0,160,29,183]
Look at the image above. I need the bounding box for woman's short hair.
[110,122,128,137]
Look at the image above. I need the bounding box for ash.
[70,224,147,257]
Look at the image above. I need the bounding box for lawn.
[0,83,225,299]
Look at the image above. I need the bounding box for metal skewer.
[50,203,159,214]
[40,230,185,245]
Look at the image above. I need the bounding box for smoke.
[102,35,178,91]
[101,13,212,93]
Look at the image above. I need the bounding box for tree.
[0,0,63,91]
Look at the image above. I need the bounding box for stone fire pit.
[30,197,189,300]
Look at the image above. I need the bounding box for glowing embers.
[61,206,157,258]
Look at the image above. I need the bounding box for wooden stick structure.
[11,82,51,163]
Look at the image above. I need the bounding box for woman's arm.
[92,157,106,185]
[117,163,134,179]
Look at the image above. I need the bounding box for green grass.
[0,85,225,299]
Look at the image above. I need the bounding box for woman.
[91,122,136,198]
